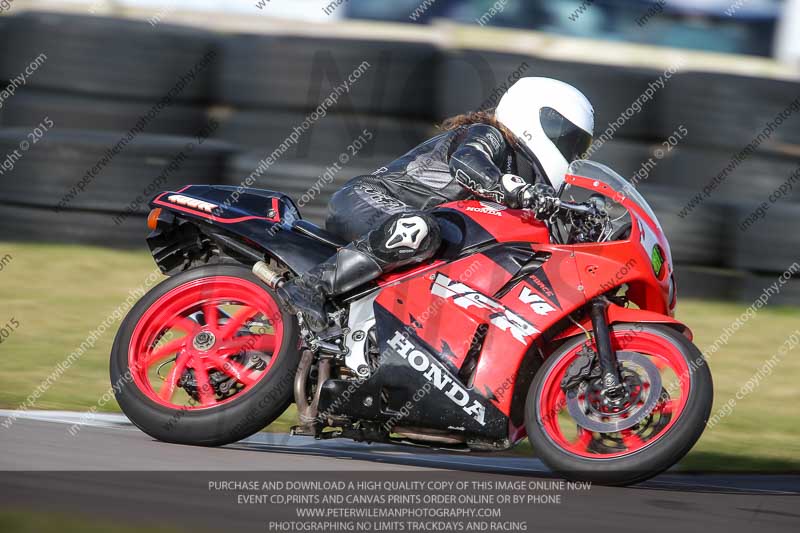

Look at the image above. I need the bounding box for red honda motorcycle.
[111,160,712,485]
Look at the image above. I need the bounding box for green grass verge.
[0,509,193,533]
[0,241,798,472]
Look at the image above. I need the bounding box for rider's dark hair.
[439,109,519,147]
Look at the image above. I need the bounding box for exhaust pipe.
[294,349,332,426]
[294,349,314,420]
[392,427,465,444]
[253,261,284,289]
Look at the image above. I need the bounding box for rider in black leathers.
[279,77,595,332]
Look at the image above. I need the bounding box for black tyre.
[0,203,146,249]
[672,266,742,301]
[0,11,217,102]
[110,263,300,446]
[641,186,728,267]
[525,324,713,485]
[727,202,800,274]
[736,272,800,304]
[436,50,662,139]
[656,72,800,153]
[223,155,374,225]
[650,144,800,202]
[0,129,232,213]
[0,89,209,135]
[213,108,433,165]
[590,139,657,182]
[215,34,438,117]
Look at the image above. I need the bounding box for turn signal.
[147,208,163,230]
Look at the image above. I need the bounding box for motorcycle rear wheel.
[110,264,300,446]
[525,323,713,486]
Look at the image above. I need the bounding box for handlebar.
[553,198,597,215]
[527,196,601,218]
[538,196,610,244]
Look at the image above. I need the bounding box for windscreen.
[565,160,663,232]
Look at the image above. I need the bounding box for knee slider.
[371,212,441,263]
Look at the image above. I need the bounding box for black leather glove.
[528,183,558,218]
[499,176,559,217]
[499,174,531,209]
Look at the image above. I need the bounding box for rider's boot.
[277,240,383,333]
[279,212,442,333]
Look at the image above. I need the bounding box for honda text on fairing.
[110,159,713,486]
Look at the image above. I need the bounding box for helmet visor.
[540,107,593,162]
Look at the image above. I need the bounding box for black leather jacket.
[367,123,537,210]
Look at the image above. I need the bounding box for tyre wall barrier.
[0,11,797,301]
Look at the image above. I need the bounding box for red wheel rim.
[128,276,284,410]
[537,330,691,459]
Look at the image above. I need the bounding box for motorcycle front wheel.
[110,263,300,446]
[525,323,713,486]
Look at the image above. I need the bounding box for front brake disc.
[566,351,662,433]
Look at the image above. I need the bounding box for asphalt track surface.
[1,410,798,532]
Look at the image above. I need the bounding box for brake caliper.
[560,344,601,392]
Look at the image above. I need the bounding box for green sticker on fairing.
[651,245,664,276]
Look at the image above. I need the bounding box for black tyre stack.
[436,48,800,302]
[214,34,438,224]
[437,50,660,140]
[0,11,797,302]
[0,11,231,247]
[652,72,800,300]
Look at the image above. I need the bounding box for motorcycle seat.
[291,220,349,249]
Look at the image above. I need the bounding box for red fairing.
[376,247,596,417]
[439,199,551,244]
[376,261,445,287]
[375,253,516,371]
[563,174,673,314]
[373,186,682,419]
[475,249,589,415]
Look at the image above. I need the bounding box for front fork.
[589,298,625,397]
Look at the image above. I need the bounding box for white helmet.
[495,77,594,191]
